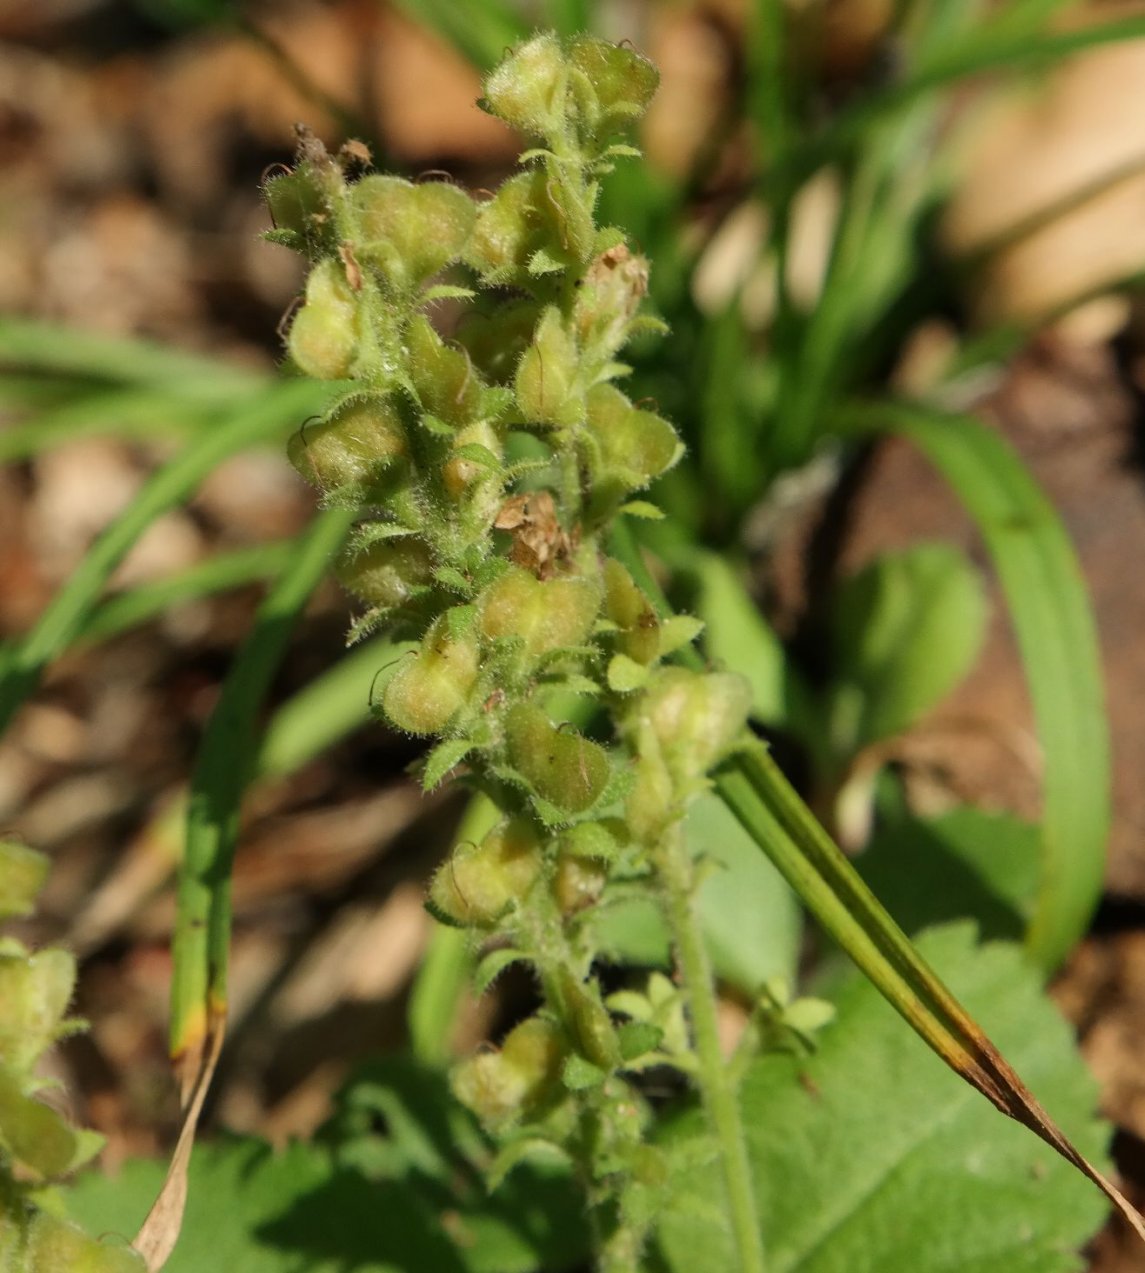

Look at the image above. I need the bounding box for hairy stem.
[657,823,767,1273]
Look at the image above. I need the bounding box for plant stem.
[656,823,767,1273]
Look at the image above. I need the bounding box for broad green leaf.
[656,924,1110,1273]
[858,803,1041,942]
[692,793,802,995]
[69,1060,586,1273]
[827,543,987,756]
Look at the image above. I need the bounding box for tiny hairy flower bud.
[573,244,650,357]
[567,35,659,133]
[287,393,407,492]
[603,558,660,665]
[382,614,479,735]
[429,817,543,927]
[585,384,680,490]
[553,851,608,915]
[441,420,503,518]
[351,175,475,289]
[515,308,583,428]
[558,968,620,1069]
[334,536,433,608]
[504,704,610,814]
[0,949,75,1074]
[0,840,48,920]
[407,314,485,427]
[481,33,567,139]
[451,1015,564,1128]
[636,668,751,785]
[480,567,600,660]
[287,258,359,379]
[263,163,337,255]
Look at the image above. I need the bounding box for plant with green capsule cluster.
[0,842,144,1273]
[265,31,773,1269]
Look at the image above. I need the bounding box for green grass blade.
[79,540,300,646]
[0,318,265,401]
[0,380,332,738]
[0,389,214,461]
[864,405,1110,971]
[169,506,353,1059]
[545,0,592,36]
[394,0,528,72]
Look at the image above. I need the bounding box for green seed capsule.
[515,308,583,428]
[567,35,659,132]
[351,175,475,289]
[553,851,608,915]
[26,1212,146,1273]
[287,259,359,380]
[428,817,543,928]
[585,383,680,490]
[636,667,751,785]
[481,33,567,139]
[558,968,620,1069]
[480,567,600,660]
[504,703,610,814]
[407,314,484,427]
[382,614,479,735]
[334,537,433,608]
[287,394,407,492]
[466,171,576,285]
[451,1015,564,1128]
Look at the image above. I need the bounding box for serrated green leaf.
[421,739,473,791]
[827,543,987,755]
[562,1054,606,1091]
[69,1059,587,1273]
[656,925,1111,1273]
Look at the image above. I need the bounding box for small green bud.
[636,668,751,786]
[263,163,338,256]
[407,314,484,427]
[603,558,660,665]
[504,703,610,814]
[441,420,504,519]
[558,968,620,1069]
[480,567,600,660]
[553,851,608,915]
[287,393,407,491]
[0,841,48,920]
[573,243,650,358]
[585,384,680,490]
[429,817,543,928]
[567,35,659,135]
[26,1212,145,1273]
[451,1015,565,1128]
[351,176,475,289]
[287,258,359,379]
[383,613,479,735]
[515,308,584,428]
[0,949,75,1075]
[481,33,567,139]
[334,536,433,608]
